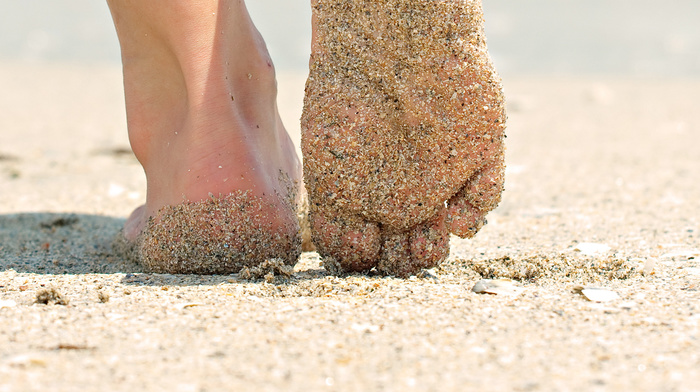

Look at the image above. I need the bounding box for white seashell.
[643,258,656,275]
[0,299,17,309]
[574,242,611,256]
[574,287,620,302]
[472,279,524,296]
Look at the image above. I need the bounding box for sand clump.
[35,287,69,305]
[238,258,294,283]
[302,0,506,276]
[442,254,641,285]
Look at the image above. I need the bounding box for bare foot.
[108,1,303,274]
[302,0,506,277]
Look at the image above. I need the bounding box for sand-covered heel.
[113,191,301,275]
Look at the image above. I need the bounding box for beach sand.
[1,64,699,390]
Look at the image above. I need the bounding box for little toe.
[310,208,381,273]
[447,163,505,238]
[446,188,487,238]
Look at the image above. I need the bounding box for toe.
[447,163,504,238]
[310,208,381,273]
[409,208,450,268]
[446,188,487,238]
[377,232,412,277]
[378,209,450,278]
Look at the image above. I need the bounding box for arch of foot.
[302,0,506,277]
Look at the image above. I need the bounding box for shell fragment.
[0,300,17,309]
[573,286,620,302]
[472,279,524,296]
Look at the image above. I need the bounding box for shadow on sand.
[0,212,330,286]
[0,212,142,275]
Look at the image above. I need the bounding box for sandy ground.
[1,64,699,391]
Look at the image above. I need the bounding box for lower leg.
[107,0,303,273]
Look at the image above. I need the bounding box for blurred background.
[0,0,698,78]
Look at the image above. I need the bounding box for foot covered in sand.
[109,1,304,274]
[302,0,506,277]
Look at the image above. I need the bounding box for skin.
[106,0,503,276]
[302,0,506,277]
[106,0,303,273]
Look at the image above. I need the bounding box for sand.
[1,63,699,391]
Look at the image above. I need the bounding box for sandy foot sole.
[302,0,506,277]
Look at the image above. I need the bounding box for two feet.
[112,0,506,277]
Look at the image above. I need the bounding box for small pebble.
[97,291,110,303]
[35,287,68,305]
[175,303,206,310]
